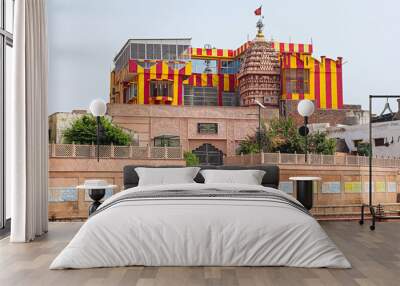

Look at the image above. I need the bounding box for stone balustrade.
[225,152,400,168]
[48,143,183,160]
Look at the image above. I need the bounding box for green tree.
[356,142,371,157]
[236,117,336,155]
[266,118,304,153]
[236,122,269,154]
[236,137,260,155]
[63,114,132,146]
[308,132,336,155]
[184,152,200,166]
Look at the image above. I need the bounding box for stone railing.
[48,143,183,160]
[225,152,400,168]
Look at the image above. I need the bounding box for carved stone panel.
[238,38,281,108]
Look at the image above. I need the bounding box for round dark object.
[359,220,364,225]
[88,189,106,215]
[298,126,309,136]
[88,189,106,201]
[370,225,375,231]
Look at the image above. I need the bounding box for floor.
[0,221,399,286]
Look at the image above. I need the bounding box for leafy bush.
[266,118,304,153]
[184,152,200,166]
[307,132,336,155]
[237,117,336,155]
[237,123,269,154]
[63,114,132,146]
[357,142,370,157]
[237,138,260,155]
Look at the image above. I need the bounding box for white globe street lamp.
[89,99,107,117]
[297,99,315,162]
[297,99,315,117]
[89,99,107,162]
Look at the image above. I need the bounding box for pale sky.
[47,0,400,115]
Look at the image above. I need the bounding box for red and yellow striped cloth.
[281,54,343,109]
[190,41,313,59]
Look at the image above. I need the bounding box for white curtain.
[8,0,48,242]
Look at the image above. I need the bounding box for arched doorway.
[192,143,223,166]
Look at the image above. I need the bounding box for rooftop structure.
[238,29,281,107]
[109,20,344,111]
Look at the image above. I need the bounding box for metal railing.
[225,152,400,168]
[49,143,183,160]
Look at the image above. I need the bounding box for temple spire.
[238,26,281,107]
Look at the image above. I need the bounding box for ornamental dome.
[238,36,281,107]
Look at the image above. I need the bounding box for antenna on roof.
[310,37,314,54]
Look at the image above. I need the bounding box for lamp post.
[254,99,266,152]
[297,99,315,162]
[89,99,107,162]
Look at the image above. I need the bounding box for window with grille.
[184,87,236,106]
[177,45,190,60]
[374,138,385,147]
[130,43,137,59]
[284,68,310,94]
[150,81,173,97]
[192,59,217,74]
[221,60,239,74]
[153,44,162,59]
[146,44,154,59]
[193,87,218,106]
[197,123,218,134]
[222,92,239,106]
[154,135,180,147]
[125,83,137,102]
[184,86,218,106]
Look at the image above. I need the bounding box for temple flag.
[254,6,262,16]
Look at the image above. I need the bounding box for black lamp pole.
[96,116,100,162]
[368,96,372,207]
[90,99,107,162]
[304,116,308,163]
[258,104,261,151]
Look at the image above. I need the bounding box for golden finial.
[256,16,265,39]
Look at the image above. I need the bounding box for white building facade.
[328,120,400,157]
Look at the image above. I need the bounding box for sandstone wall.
[48,157,400,220]
[108,104,279,156]
[48,158,185,219]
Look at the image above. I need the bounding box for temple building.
[237,19,281,108]
[110,21,343,112]
[107,20,349,164]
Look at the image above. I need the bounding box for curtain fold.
[8,0,48,242]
